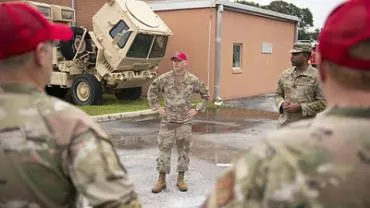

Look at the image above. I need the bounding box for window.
[109,20,131,48]
[127,34,153,58]
[149,36,168,58]
[61,9,74,21]
[36,6,51,19]
[232,43,242,69]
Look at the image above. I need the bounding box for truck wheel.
[114,87,142,100]
[72,74,103,105]
[60,27,92,60]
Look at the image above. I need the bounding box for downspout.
[294,20,299,42]
[71,0,76,26]
[214,4,223,101]
[207,0,216,92]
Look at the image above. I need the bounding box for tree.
[236,0,319,41]
[309,28,320,41]
[235,1,262,8]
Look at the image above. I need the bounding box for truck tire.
[114,87,142,100]
[72,74,103,105]
[60,27,92,60]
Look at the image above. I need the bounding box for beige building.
[1,0,299,100]
[150,0,299,100]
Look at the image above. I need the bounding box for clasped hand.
[281,101,301,113]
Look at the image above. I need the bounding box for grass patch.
[78,94,150,116]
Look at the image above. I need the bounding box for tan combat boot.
[176,172,188,192]
[152,173,166,193]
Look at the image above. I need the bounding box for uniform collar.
[171,69,188,76]
[0,83,42,94]
[289,65,315,77]
[324,106,370,119]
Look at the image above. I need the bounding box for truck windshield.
[149,36,168,58]
[127,34,153,58]
[127,34,168,58]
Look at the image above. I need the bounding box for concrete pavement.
[84,95,279,207]
[100,108,279,208]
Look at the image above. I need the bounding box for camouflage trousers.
[156,122,192,174]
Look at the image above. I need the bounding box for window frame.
[126,33,154,58]
[109,20,131,49]
[149,36,168,58]
[36,5,52,19]
[232,43,243,73]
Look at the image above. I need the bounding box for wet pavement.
[100,108,279,208]
[223,93,278,113]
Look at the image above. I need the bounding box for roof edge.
[149,0,299,22]
[217,0,300,22]
[149,1,213,12]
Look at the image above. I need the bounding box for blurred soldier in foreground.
[0,2,140,208]
[202,0,370,207]
[147,52,210,193]
[275,42,326,127]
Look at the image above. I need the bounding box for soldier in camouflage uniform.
[275,42,326,127]
[147,51,209,193]
[202,0,370,207]
[0,3,140,208]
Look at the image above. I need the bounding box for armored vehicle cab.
[23,0,172,105]
[88,0,171,104]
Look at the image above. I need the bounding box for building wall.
[220,10,296,99]
[74,0,105,29]
[154,8,217,98]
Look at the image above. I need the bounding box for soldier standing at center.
[275,42,326,127]
[147,52,210,193]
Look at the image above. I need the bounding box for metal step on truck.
[24,0,172,105]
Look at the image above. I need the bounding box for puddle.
[198,108,278,122]
[104,108,278,161]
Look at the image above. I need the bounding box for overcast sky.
[236,0,345,28]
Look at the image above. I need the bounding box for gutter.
[150,0,299,23]
[215,0,299,22]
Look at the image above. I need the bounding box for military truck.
[24,0,171,105]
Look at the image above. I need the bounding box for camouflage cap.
[289,42,312,53]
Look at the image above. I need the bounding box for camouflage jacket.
[147,70,210,123]
[202,106,370,208]
[275,65,326,126]
[0,83,140,208]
